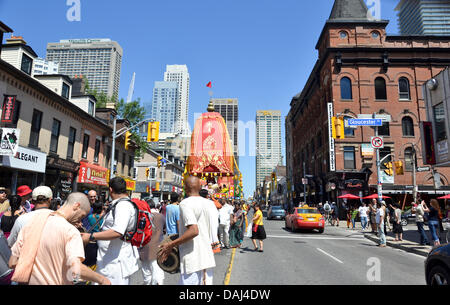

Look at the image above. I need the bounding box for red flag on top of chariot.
[206,81,212,88]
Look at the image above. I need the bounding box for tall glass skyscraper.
[164,65,190,135]
[396,0,450,35]
[150,81,179,134]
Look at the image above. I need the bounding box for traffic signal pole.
[374,113,383,204]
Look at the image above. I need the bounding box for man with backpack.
[81,177,139,285]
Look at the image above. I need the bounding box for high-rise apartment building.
[211,98,239,164]
[164,65,190,135]
[46,38,123,98]
[396,0,450,35]
[150,81,179,134]
[256,110,282,188]
[33,57,59,76]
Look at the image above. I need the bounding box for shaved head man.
[185,176,201,197]
[58,192,91,226]
[88,190,98,206]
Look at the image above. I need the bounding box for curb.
[363,233,431,257]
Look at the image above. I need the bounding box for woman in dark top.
[424,199,441,246]
[0,195,24,238]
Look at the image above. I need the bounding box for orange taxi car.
[285,205,325,233]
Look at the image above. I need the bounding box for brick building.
[286,0,450,211]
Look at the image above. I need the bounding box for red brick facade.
[286,14,450,205]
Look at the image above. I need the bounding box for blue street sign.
[347,118,382,127]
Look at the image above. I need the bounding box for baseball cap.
[17,185,32,197]
[32,186,53,201]
[381,200,386,206]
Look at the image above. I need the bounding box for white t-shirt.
[204,200,219,244]
[376,208,385,224]
[96,198,139,280]
[8,209,50,247]
[219,204,233,225]
[178,196,216,275]
[358,206,368,218]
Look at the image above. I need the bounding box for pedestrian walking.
[0,195,24,239]
[139,198,165,285]
[229,202,244,248]
[158,176,216,285]
[16,185,34,213]
[346,206,352,228]
[166,192,181,236]
[9,192,110,285]
[251,204,266,252]
[392,203,403,241]
[369,200,378,234]
[331,202,339,226]
[81,177,139,285]
[82,190,98,232]
[376,201,387,247]
[413,201,429,245]
[423,199,441,247]
[7,186,53,247]
[358,203,369,231]
[218,199,233,249]
[351,207,358,229]
[0,187,11,215]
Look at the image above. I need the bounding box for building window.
[29,109,42,147]
[21,54,33,75]
[339,31,348,39]
[105,145,111,168]
[402,116,414,137]
[375,77,387,100]
[128,155,134,177]
[433,103,447,142]
[50,119,61,154]
[82,134,90,159]
[344,147,356,169]
[122,153,126,174]
[340,77,353,100]
[344,116,355,137]
[62,83,70,99]
[398,77,410,100]
[67,127,76,159]
[94,139,101,163]
[378,122,390,136]
[404,147,414,172]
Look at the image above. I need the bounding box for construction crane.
[126,72,136,104]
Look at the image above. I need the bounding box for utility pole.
[412,146,417,203]
[374,113,383,204]
[303,161,307,204]
[110,116,117,181]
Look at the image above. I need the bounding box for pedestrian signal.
[125,131,132,150]
[394,161,404,175]
[332,117,345,139]
[147,122,160,142]
[384,162,394,176]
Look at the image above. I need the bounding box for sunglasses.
[0,191,6,194]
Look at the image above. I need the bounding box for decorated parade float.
[183,100,243,199]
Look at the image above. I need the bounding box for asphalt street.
[131,211,427,285]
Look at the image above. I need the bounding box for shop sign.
[2,145,47,173]
[327,103,336,172]
[0,128,20,156]
[78,162,108,186]
[361,144,374,157]
[47,155,79,172]
[1,95,17,124]
[61,172,74,193]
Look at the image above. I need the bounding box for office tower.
[396,0,450,35]
[163,65,190,135]
[211,98,239,164]
[150,81,179,134]
[46,38,123,98]
[33,57,59,76]
[256,110,282,187]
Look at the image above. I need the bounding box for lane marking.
[223,247,236,285]
[267,234,366,241]
[316,248,344,264]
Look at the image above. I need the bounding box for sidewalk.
[333,220,439,257]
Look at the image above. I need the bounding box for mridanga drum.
[157,234,180,274]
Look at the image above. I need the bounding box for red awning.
[77,162,108,186]
[363,194,391,200]
[338,194,361,199]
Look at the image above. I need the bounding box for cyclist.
[323,202,332,224]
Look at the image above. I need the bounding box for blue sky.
[0,0,399,198]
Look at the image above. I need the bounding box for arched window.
[340,77,353,100]
[402,116,414,137]
[375,77,387,100]
[399,77,410,100]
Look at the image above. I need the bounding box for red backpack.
[112,198,154,248]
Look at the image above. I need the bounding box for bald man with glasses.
[81,190,98,231]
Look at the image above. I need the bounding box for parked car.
[267,205,286,220]
[401,211,428,226]
[285,205,325,233]
[425,242,450,285]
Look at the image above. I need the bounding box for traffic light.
[384,162,394,176]
[394,161,404,175]
[145,168,150,178]
[332,117,345,139]
[157,156,162,168]
[147,122,160,142]
[124,131,132,150]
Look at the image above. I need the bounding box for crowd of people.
[0,176,265,286]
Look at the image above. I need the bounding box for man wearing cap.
[8,186,53,247]
[0,187,10,214]
[16,185,34,213]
